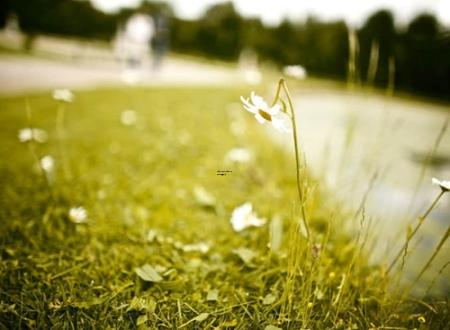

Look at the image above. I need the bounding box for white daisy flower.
[225,147,251,164]
[120,110,137,126]
[69,206,88,224]
[240,92,292,133]
[40,155,54,173]
[432,177,450,192]
[18,128,48,143]
[52,89,74,103]
[230,202,266,232]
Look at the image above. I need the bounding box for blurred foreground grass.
[0,87,448,328]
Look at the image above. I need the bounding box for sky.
[90,0,450,27]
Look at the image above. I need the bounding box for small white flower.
[230,202,266,232]
[225,147,252,163]
[283,65,307,80]
[69,206,88,224]
[120,110,137,126]
[53,89,74,103]
[432,177,450,192]
[40,155,54,173]
[240,92,292,133]
[18,128,48,143]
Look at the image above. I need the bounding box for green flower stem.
[56,103,70,180]
[26,99,52,191]
[271,80,283,108]
[413,224,450,285]
[387,190,445,274]
[273,78,310,239]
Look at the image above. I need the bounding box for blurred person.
[1,13,25,50]
[115,12,153,83]
[124,13,154,68]
[151,11,169,71]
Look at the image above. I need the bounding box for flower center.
[258,109,272,121]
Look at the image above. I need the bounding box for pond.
[271,85,450,295]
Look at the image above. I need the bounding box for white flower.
[240,92,292,133]
[230,202,266,232]
[40,155,54,173]
[53,89,74,103]
[69,207,88,224]
[432,177,450,192]
[18,128,48,143]
[225,147,252,164]
[283,65,307,80]
[121,110,137,126]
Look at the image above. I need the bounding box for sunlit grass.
[0,87,448,328]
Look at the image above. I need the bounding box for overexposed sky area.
[91,0,450,27]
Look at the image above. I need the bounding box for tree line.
[1,1,449,100]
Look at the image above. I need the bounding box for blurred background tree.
[1,0,448,100]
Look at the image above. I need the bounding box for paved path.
[0,54,240,94]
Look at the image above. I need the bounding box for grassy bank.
[0,87,447,328]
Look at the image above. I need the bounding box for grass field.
[0,86,448,328]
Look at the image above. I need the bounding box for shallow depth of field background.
[0,0,449,328]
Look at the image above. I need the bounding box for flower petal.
[272,115,292,133]
[240,96,257,113]
[254,113,266,124]
[251,91,267,108]
[267,104,281,116]
[243,104,257,113]
[432,177,450,191]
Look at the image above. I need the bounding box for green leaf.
[193,312,209,322]
[136,315,148,326]
[269,216,283,253]
[135,264,163,282]
[206,289,219,301]
[233,247,257,265]
[262,293,277,305]
[264,325,282,330]
[127,296,156,313]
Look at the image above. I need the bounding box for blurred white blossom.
[225,147,251,164]
[40,155,54,173]
[53,89,74,103]
[432,177,450,192]
[69,207,88,224]
[182,242,210,254]
[241,92,292,133]
[40,155,55,184]
[193,186,216,207]
[121,110,137,126]
[283,65,307,80]
[230,202,266,232]
[18,128,48,143]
